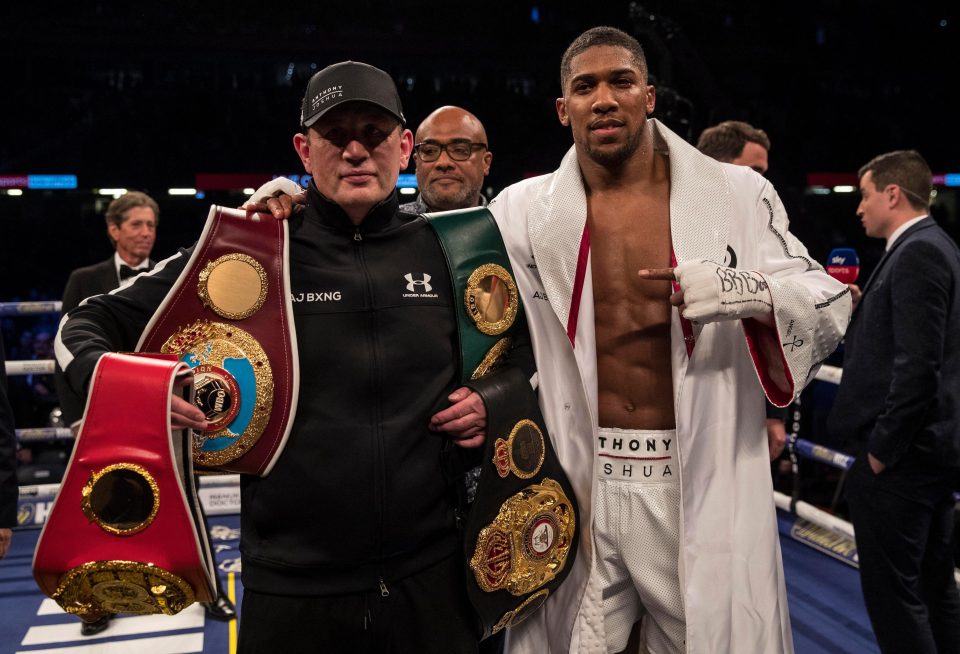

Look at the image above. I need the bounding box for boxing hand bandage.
[674,260,773,323]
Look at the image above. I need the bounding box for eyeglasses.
[414,141,487,162]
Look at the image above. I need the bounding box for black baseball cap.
[300,61,405,128]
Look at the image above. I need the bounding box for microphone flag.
[826,248,859,283]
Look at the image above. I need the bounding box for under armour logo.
[404,273,432,293]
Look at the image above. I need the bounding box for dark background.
[1,1,957,305]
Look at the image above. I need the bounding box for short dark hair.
[858,150,932,212]
[105,191,159,240]
[560,26,648,91]
[696,120,771,162]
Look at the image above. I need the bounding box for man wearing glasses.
[401,105,493,214]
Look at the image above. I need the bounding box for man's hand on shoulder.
[429,387,486,448]
[241,178,307,220]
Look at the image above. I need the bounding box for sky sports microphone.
[826,248,860,284]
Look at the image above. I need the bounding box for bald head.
[415,106,487,143]
[412,106,492,211]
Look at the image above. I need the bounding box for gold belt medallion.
[197,253,268,320]
[464,264,519,336]
[492,419,545,480]
[161,319,273,467]
[53,560,195,616]
[469,478,575,596]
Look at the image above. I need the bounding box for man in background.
[400,105,492,214]
[58,191,160,430]
[830,150,960,653]
[696,119,770,175]
[400,105,502,654]
[61,191,159,315]
[697,120,786,461]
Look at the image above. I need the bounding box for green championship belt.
[425,207,521,384]
[425,208,580,639]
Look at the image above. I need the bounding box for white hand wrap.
[242,177,304,208]
[674,260,773,323]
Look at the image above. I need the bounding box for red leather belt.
[138,206,298,476]
[33,353,216,620]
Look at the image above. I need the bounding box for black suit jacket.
[61,257,121,315]
[57,256,152,423]
[829,217,960,469]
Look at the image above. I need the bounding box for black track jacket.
[57,187,527,595]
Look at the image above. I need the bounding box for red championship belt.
[33,353,216,620]
[138,206,299,476]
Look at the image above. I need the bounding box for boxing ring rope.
[3,300,60,377]
[5,359,55,376]
[4,300,959,585]
[775,440,960,585]
[784,435,959,503]
[15,427,73,442]
[0,301,62,317]
[776,376,960,585]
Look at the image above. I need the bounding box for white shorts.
[594,427,685,653]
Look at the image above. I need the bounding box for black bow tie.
[119,263,151,280]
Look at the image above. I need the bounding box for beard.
[421,180,480,211]
[582,123,644,168]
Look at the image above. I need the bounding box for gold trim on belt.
[469,478,576,596]
[53,560,195,616]
[161,319,273,467]
[464,263,519,336]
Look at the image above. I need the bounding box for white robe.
[489,120,851,653]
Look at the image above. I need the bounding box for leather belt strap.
[425,207,522,384]
[33,353,216,620]
[463,366,580,639]
[424,207,580,639]
[138,206,299,476]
